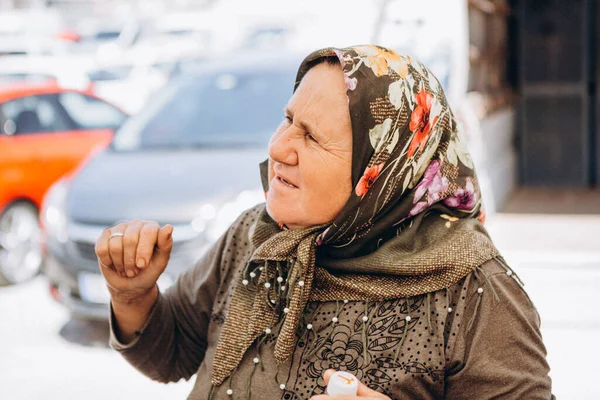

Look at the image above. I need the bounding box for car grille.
[74,241,97,261]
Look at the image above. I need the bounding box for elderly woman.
[96,46,553,399]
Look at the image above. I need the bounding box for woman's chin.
[265,202,300,229]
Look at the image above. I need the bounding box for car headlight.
[42,179,69,244]
[192,190,265,243]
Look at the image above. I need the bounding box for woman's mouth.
[277,175,298,189]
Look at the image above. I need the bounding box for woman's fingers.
[95,228,113,270]
[157,224,174,252]
[95,220,173,283]
[151,224,173,272]
[309,370,390,400]
[107,223,126,277]
[123,220,142,277]
[311,396,383,400]
[135,222,160,269]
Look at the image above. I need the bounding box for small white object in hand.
[226,389,233,396]
[264,282,271,289]
[326,371,359,396]
[253,357,259,364]
[242,279,249,286]
[250,272,257,278]
[280,384,286,390]
[277,276,284,283]
[298,280,305,287]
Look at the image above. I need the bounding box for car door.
[0,92,125,209]
[0,94,75,209]
[52,91,127,161]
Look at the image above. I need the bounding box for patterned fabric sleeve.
[444,259,554,399]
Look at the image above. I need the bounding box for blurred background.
[0,0,598,398]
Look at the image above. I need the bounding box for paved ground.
[0,209,598,399]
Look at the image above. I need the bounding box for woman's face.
[266,63,353,229]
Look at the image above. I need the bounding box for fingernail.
[126,270,135,278]
[136,258,146,268]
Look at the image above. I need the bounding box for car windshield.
[111,66,295,151]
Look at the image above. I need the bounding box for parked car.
[87,53,207,114]
[0,83,128,285]
[42,53,301,320]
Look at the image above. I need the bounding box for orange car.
[0,83,127,284]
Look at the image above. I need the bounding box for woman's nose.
[268,125,298,166]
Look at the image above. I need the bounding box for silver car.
[42,53,301,320]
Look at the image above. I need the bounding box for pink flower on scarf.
[344,75,357,91]
[316,227,331,246]
[402,160,449,221]
[413,160,448,204]
[444,178,477,210]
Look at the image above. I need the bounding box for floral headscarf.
[212,46,498,385]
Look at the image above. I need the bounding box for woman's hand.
[95,220,173,342]
[310,369,391,400]
[95,220,173,303]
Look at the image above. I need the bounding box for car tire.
[0,202,43,285]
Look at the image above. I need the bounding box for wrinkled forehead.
[287,62,352,140]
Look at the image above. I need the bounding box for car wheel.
[0,202,43,285]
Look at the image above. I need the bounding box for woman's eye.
[306,133,317,142]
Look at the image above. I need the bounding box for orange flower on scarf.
[477,209,487,225]
[408,89,439,158]
[355,45,408,78]
[355,163,384,197]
